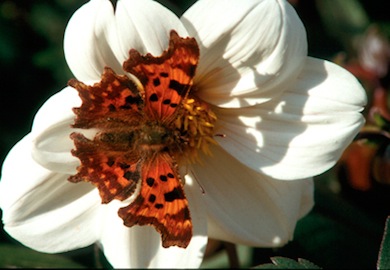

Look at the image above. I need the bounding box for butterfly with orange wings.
[68,30,200,248]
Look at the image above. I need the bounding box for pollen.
[174,97,217,163]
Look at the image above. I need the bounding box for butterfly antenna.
[189,168,205,194]
[214,133,226,138]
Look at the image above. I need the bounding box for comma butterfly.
[67,30,215,248]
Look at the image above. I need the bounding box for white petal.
[182,0,307,107]
[0,134,101,253]
[99,176,208,268]
[215,57,366,179]
[64,0,122,81]
[31,87,80,134]
[187,145,314,247]
[111,0,188,64]
[64,0,189,82]
[30,87,81,174]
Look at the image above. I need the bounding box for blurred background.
[0,0,389,268]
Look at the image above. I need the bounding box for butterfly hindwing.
[118,152,192,248]
[69,132,140,203]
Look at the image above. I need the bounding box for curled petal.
[188,145,314,246]
[99,177,208,268]
[0,134,101,253]
[31,87,80,134]
[112,0,188,64]
[64,0,121,81]
[31,87,82,174]
[215,58,366,179]
[182,0,307,107]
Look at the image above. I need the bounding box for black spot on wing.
[123,170,140,181]
[148,194,156,203]
[153,78,161,87]
[188,64,196,77]
[106,159,115,167]
[149,93,158,102]
[155,203,164,209]
[164,187,184,202]
[169,79,189,97]
[146,177,155,187]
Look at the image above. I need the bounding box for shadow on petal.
[213,60,335,179]
[181,16,241,107]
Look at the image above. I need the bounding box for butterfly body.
[95,120,175,152]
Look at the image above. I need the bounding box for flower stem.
[223,241,239,268]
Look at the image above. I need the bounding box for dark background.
[1,0,389,268]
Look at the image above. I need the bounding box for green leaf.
[0,244,85,268]
[292,176,384,269]
[254,256,321,269]
[372,111,390,132]
[377,216,390,269]
[315,0,369,50]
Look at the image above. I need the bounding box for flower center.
[67,30,216,248]
[174,97,217,163]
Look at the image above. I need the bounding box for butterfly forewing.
[123,31,199,122]
[69,67,144,129]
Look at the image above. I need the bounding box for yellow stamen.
[175,97,217,163]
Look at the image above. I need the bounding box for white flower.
[0,0,366,268]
